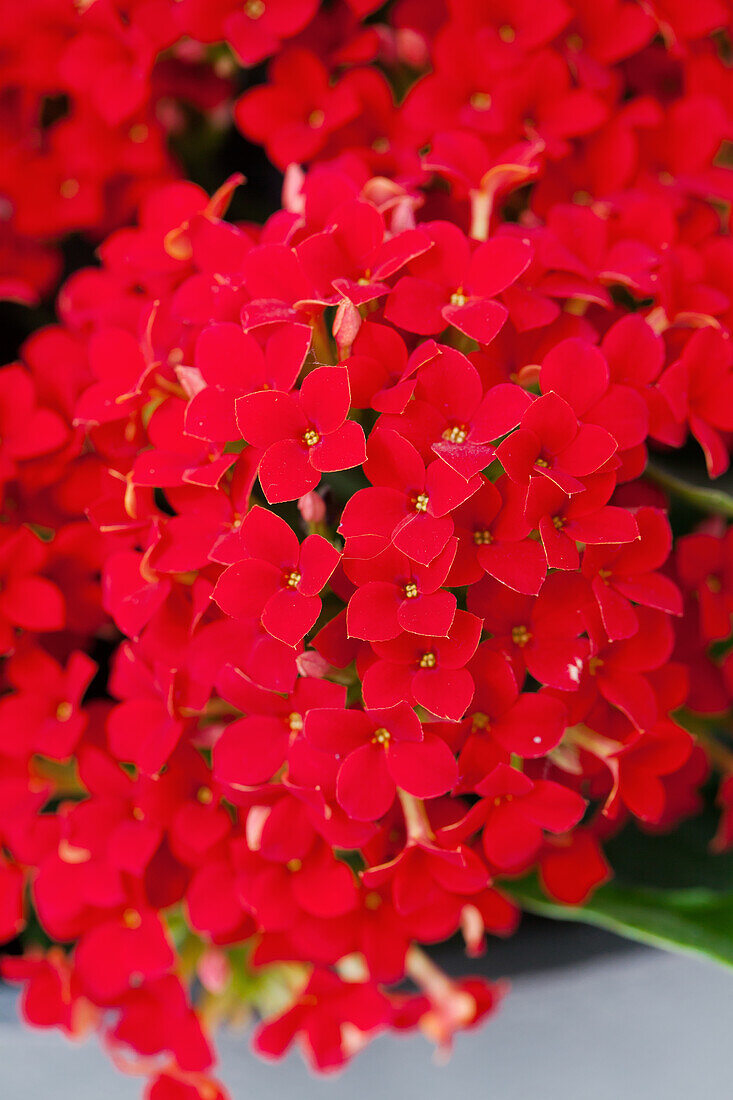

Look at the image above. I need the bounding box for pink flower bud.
[298,490,326,524]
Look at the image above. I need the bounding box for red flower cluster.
[2,3,733,1099]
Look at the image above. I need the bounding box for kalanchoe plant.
[2,2,733,1099]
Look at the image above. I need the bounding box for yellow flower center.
[412,493,429,513]
[419,651,437,669]
[511,625,531,647]
[123,909,142,930]
[372,727,391,746]
[403,582,419,599]
[56,701,73,722]
[499,24,515,42]
[60,178,80,199]
[443,424,468,444]
[245,0,265,18]
[473,529,493,545]
[470,92,492,111]
[302,428,320,447]
[308,109,325,130]
[284,570,301,588]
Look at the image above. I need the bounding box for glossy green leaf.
[507,877,733,968]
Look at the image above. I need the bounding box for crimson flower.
[254,968,390,1072]
[339,428,481,566]
[538,830,611,905]
[0,527,66,651]
[675,529,733,642]
[236,367,366,504]
[74,909,175,1003]
[583,507,683,640]
[523,473,639,572]
[442,763,586,872]
[235,49,359,169]
[379,344,532,480]
[360,610,483,720]
[496,391,619,497]
[344,541,458,641]
[304,702,458,820]
[463,645,568,765]
[0,645,96,760]
[224,0,319,66]
[0,364,69,480]
[468,574,590,692]
[185,322,312,442]
[450,476,547,594]
[658,327,733,476]
[213,673,345,789]
[212,506,340,646]
[603,723,694,823]
[296,199,431,306]
[385,221,533,342]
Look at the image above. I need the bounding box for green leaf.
[506,877,733,969]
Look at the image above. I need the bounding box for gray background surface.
[1,924,729,1099]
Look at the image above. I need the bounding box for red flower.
[74,909,175,1003]
[344,541,458,641]
[658,327,733,477]
[235,49,359,169]
[304,702,458,820]
[442,763,586,872]
[581,605,676,731]
[523,473,639,572]
[0,527,66,651]
[213,673,345,789]
[296,199,431,306]
[362,836,495,945]
[213,506,340,645]
[496,391,618,497]
[468,573,590,692]
[675,528,733,641]
[254,968,390,1072]
[111,975,213,1072]
[360,609,483,721]
[0,364,69,480]
[225,0,319,66]
[385,222,533,343]
[0,644,96,760]
[380,344,532,480]
[539,830,611,905]
[450,476,547,594]
[583,507,682,640]
[236,367,366,504]
[185,322,312,443]
[603,722,694,823]
[0,859,25,943]
[462,645,568,764]
[339,428,481,566]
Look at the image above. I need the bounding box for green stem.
[645,461,733,518]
